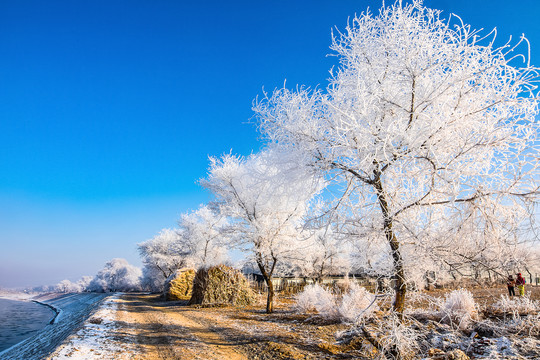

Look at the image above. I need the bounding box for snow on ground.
[48,295,135,360]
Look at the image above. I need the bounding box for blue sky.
[1,0,539,288]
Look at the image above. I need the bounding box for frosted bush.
[439,289,479,330]
[360,313,419,360]
[294,284,324,312]
[379,314,418,360]
[492,294,539,315]
[338,283,378,323]
[295,283,378,322]
[294,283,338,319]
[313,286,340,319]
[508,314,540,337]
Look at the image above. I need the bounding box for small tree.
[255,1,539,316]
[88,258,142,292]
[178,204,230,268]
[202,150,322,313]
[138,228,190,292]
[302,227,351,283]
[55,279,80,293]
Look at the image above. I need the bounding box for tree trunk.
[265,277,274,313]
[373,175,406,318]
[525,268,533,285]
[256,256,277,314]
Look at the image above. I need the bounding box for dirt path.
[49,293,362,359]
[114,294,248,360]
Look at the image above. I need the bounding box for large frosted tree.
[254,1,539,315]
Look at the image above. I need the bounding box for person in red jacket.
[516,273,526,296]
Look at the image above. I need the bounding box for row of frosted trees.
[140,1,540,316]
[38,258,143,293]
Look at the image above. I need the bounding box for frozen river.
[0,298,54,352]
[0,293,109,359]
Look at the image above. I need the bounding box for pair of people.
[507,273,526,296]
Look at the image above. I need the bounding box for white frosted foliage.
[255,0,539,310]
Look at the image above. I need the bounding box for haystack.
[164,268,196,301]
[189,265,254,306]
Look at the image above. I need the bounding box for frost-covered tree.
[138,228,190,292]
[76,276,93,292]
[202,150,322,313]
[88,258,142,292]
[255,1,539,315]
[55,276,93,293]
[178,204,229,268]
[55,279,80,293]
[301,226,351,282]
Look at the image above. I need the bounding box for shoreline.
[0,292,39,302]
[31,299,61,324]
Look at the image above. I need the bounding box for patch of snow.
[49,295,133,360]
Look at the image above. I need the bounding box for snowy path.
[0,293,109,360]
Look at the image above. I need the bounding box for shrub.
[491,294,539,316]
[294,282,378,322]
[439,289,479,330]
[293,283,324,313]
[294,283,338,319]
[338,283,379,323]
[313,286,340,320]
[375,313,419,360]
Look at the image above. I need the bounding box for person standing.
[506,275,516,297]
[516,273,526,296]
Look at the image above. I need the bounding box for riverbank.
[0,293,109,360]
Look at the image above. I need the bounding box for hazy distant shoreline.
[0,291,38,302]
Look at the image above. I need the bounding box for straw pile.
[164,268,196,301]
[189,265,254,306]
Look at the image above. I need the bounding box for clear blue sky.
[1,0,539,288]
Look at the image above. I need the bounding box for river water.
[0,298,55,352]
